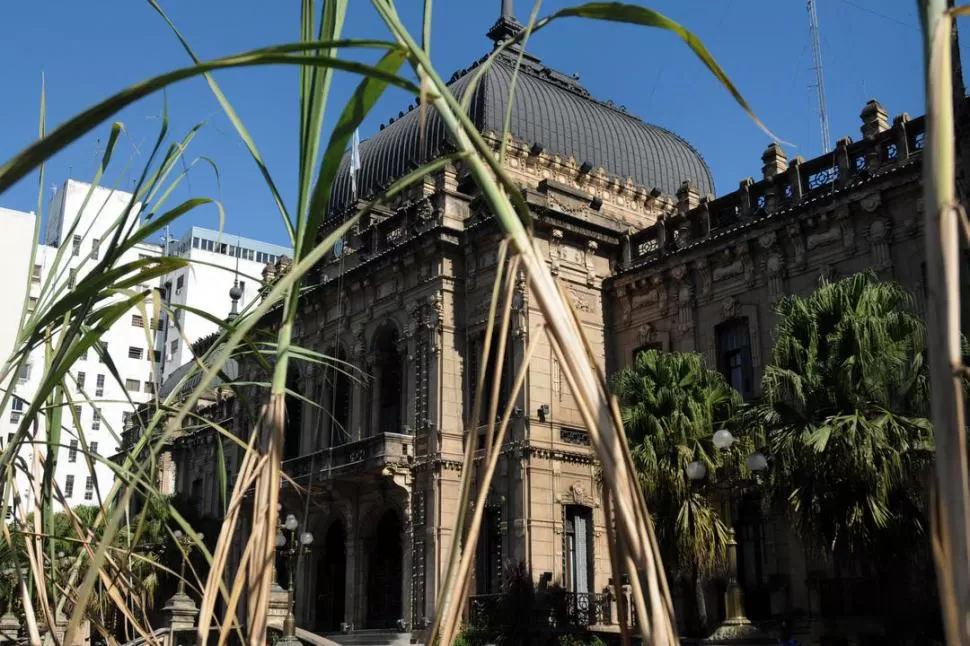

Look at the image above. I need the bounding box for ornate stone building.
[168,6,966,643]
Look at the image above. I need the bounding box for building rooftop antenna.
[808,0,831,154]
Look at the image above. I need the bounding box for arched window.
[284,369,303,461]
[373,324,403,435]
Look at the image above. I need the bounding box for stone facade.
[160,88,970,641]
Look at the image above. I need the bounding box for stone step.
[322,630,415,646]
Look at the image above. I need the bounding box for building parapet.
[623,100,924,272]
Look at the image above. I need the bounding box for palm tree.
[754,271,934,560]
[613,349,747,634]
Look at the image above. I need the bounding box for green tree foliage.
[612,350,747,579]
[755,271,934,557]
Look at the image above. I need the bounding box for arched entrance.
[316,521,346,633]
[366,510,402,628]
[372,324,403,435]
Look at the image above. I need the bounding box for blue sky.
[0,1,956,248]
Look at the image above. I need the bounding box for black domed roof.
[328,47,714,215]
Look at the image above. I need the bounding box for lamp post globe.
[686,460,707,481]
[712,429,735,450]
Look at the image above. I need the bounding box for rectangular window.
[68,439,78,463]
[18,363,30,383]
[170,339,179,355]
[32,264,42,283]
[470,330,513,427]
[90,237,100,260]
[96,374,105,396]
[128,346,143,360]
[77,372,86,391]
[84,477,94,501]
[152,350,162,362]
[716,318,754,399]
[26,297,37,314]
[131,314,144,328]
[565,505,593,594]
[205,239,214,251]
[144,381,155,395]
[72,234,81,257]
[192,237,200,249]
[64,475,75,498]
[90,441,98,456]
[476,506,502,594]
[11,398,24,413]
[125,378,140,392]
[73,405,82,422]
[68,268,77,290]
[92,408,101,430]
[5,433,13,444]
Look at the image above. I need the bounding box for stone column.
[343,533,359,630]
[786,156,805,203]
[401,518,412,629]
[860,98,889,139]
[761,143,788,179]
[351,326,367,442]
[676,180,700,214]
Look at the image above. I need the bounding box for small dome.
[229,283,243,301]
[329,48,713,214]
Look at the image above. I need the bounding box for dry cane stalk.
[920,2,970,644]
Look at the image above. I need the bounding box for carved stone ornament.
[712,248,744,282]
[765,251,785,300]
[787,222,806,268]
[637,323,657,346]
[869,218,892,269]
[564,482,593,506]
[721,296,740,321]
[694,258,712,297]
[806,212,841,251]
[859,191,882,213]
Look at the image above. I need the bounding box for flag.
[350,128,361,199]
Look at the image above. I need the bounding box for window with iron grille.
[90,237,100,260]
[128,346,143,360]
[72,235,81,257]
[18,363,31,383]
[64,475,74,498]
[716,318,753,399]
[125,379,140,392]
[92,408,101,430]
[84,477,94,501]
[68,440,78,463]
[90,441,98,456]
[77,372,86,391]
[131,314,144,328]
[564,505,593,594]
[96,373,105,396]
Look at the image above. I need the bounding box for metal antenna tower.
[807,0,831,153]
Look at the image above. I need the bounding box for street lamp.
[172,529,204,596]
[687,430,773,644]
[277,508,313,646]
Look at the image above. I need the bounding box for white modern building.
[0,180,290,514]
[156,226,289,384]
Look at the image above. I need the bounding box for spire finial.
[227,237,242,322]
[487,0,521,44]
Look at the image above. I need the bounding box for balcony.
[282,432,413,483]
